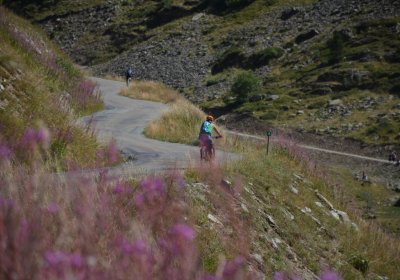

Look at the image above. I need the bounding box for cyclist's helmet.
[206,115,214,122]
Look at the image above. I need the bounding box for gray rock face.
[35,0,400,104]
[39,4,118,65]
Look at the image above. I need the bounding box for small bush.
[327,32,345,64]
[208,0,253,10]
[260,110,278,120]
[349,254,369,275]
[212,46,245,74]
[231,70,261,103]
[390,83,400,96]
[247,47,284,68]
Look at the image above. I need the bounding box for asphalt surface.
[81,77,233,177]
[78,77,392,180]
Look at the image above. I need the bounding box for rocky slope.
[4,0,400,145]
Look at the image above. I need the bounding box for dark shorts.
[199,134,212,149]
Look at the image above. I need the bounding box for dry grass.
[120,80,182,104]
[144,99,205,145]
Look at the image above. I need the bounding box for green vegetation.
[249,47,284,67]
[231,70,261,103]
[3,0,107,20]
[121,77,400,278]
[327,32,345,64]
[0,7,103,168]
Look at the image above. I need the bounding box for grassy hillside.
[121,81,400,278]
[1,76,399,279]
[211,16,400,145]
[0,7,104,168]
[10,0,397,145]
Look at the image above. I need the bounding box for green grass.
[133,77,400,277]
[4,0,107,20]
[0,7,102,168]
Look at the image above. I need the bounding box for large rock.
[317,70,373,90]
[280,7,303,20]
[295,29,319,44]
[328,99,343,106]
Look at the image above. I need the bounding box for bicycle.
[126,76,132,87]
[200,135,222,161]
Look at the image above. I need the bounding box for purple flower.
[273,272,285,280]
[113,181,132,194]
[0,144,12,160]
[107,140,118,163]
[47,202,59,214]
[222,256,245,278]
[21,128,37,148]
[70,253,84,268]
[134,193,145,206]
[121,240,135,255]
[135,177,166,205]
[171,224,195,241]
[44,251,67,266]
[202,276,220,280]
[140,177,165,193]
[320,270,342,280]
[132,240,148,255]
[113,182,125,194]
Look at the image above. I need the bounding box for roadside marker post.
[266,130,272,155]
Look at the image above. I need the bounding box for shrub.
[247,47,284,68]
[390,83,400,96]
[207,0,253,10]
[327,32,345,64]
[231,70,261,103]
[260,110,278,120]
[212,46,245,74]
[349,254,369,275]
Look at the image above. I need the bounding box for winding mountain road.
[83,77,233,176]
[81,77,393,179]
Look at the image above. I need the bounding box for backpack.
[127,68,133,77]
[200,121,212,135]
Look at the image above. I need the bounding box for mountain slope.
[6,0,399,145]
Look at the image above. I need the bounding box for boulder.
[249,94,266,102]
[280,7,302,20]
[338,28,353,40]
[208,214,223,225]
[328,99,343,106]
[265,94,279,101]
[295,29,319,44]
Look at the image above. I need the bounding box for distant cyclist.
[125,67,134,87]
[199,115,222,158]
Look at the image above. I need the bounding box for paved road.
[80,77,392,179]
[81,77,233,176]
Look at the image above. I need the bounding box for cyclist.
[199,115,222,159]
[125,67,134,87]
